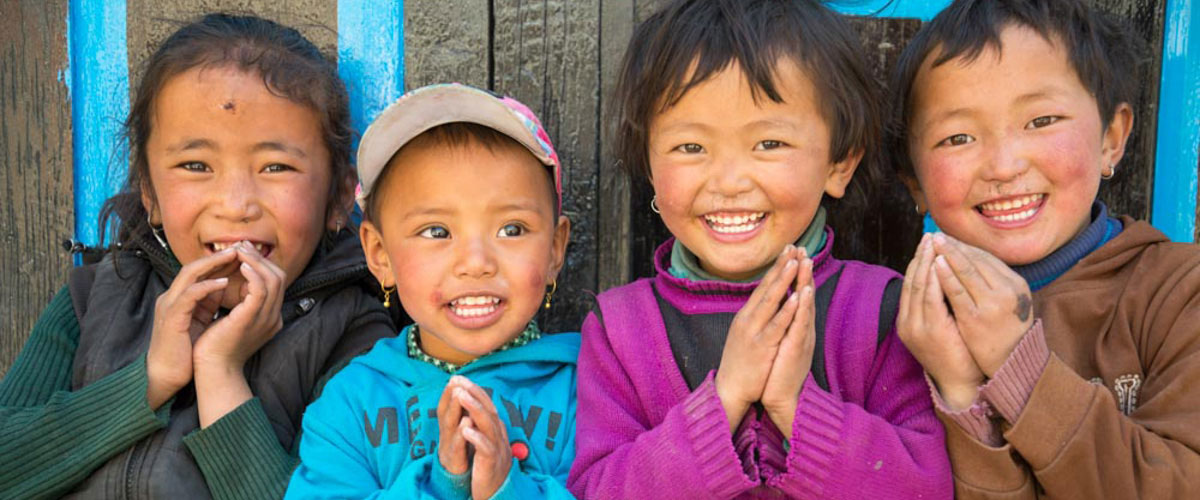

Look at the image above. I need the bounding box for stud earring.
[650,196,660,214]
[543,280,557,310]
[381,284,395,308]
[147,212,168,250]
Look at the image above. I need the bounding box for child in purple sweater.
[566,1,952,498]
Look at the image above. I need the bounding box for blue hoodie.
[286,326,580,499]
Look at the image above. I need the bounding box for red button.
[511,441,530,461]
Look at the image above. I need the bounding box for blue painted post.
[1152,0,1200,242]
[337,1,406,144]
[829,0,952,21]
[68,0,130,257]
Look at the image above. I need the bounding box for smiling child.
[287,84,578,500]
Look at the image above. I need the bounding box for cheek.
[915,153,972,210]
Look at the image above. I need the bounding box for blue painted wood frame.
[1152,0,1199,242]
[68,0,130,257]
[337,1,406,145]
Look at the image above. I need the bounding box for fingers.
[897,234,929,333]
[173,247,240,291]
[931,234,998,295]
[455,379,508,445]
[744,246,800,325]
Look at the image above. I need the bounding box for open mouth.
[207,240,273,258]
[448,295,503,318]
[703,211,766,235]
[976,194,1046,224]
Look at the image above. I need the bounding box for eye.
[263,163,295,173]
[418,226,450,239]
[936,134,975,148]
[497,223,525,238]
[674,143,704,154]
[178,161,209,172]
[754,140,785,151]
[1026,116,1061,129]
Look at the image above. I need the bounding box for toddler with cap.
[286,83,577,500]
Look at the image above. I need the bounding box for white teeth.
[703,212,765,230]
[979,194,1044,212]
[212,242,230,252]
[990,207,1038,222]
[253,243,264,252]
[450,296,500,317]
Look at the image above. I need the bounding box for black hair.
[99,13,353,247]
[888,0,1145,178]
[611,0,882,210]
[362,122,560,224]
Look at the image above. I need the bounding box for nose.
[982,136,1030,184]
[213,168,263,223]
[707,152,754,197]
[453,235,498,279]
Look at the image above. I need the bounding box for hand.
[760,250,816,439]
[146,247,239,409]
[715,245,802,432]
[192,242,286,427]
[437,376,473,476]
[454,377,513,500]
[897,234,984,411]
[192,242,286,372]
[930,234,1035,377]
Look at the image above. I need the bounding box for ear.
[1100,102,1134,176]
[822,148,864,199]
[900,172,930,214]
[359,220,395,287]
[327,173,358,231]
[547,215,572,280]
[140,185,161,225]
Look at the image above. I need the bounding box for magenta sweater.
[567,233,951,499]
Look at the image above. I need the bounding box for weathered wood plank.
[0,0,74,376]
[836,16,925,272]
[404,0,490,89]
[492,0,602,332]
[127,0,339,84]
[597,0,639,292]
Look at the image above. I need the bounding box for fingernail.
[241,262,251,271]
[214,277,229,284]
[798,247,808,258]
[933,233,946,245]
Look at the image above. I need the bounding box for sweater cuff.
[772,377,844,496]
[979,320,1049,423]
[430,453,471,498]
[927,373,1002,447]
[183,398,295,499]
[681,372,759,497]
[756,413,789,477]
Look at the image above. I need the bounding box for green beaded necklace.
[407,322,542,374]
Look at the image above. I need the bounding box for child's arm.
[0,287,171,499]
[936,236,1200,498]
[567,312,760,499]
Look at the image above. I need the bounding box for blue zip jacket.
[286,326,580,499]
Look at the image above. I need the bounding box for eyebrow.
[164,138,307,158]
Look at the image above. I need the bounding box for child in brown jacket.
[889,0,1200,497]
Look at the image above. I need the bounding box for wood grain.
[493,0,602,332]
[404,0,490,89]
[0,0,74,376]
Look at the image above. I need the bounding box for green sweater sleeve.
[0,286,170,499]
[184,398,299,500]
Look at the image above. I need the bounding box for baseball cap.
[355,83,562,213]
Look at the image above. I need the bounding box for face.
[647,60,860,281]
[906,25,1132,266]
[361,140,570,365]
[143,66,335,306]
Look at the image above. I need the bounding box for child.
[891,0,1200,497]
[285,84,577,499]
[567,1,951,498]
[0,14,395,499]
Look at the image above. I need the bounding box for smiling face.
[360,138,570,365]
[906,25,1132,266]
[647,60,860,281]
[143,66,334,305]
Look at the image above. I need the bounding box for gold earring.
[1102,164,1116,179]
[543,280,557,310]
[381,284,395,308]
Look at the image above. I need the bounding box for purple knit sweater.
[567,232,951,499]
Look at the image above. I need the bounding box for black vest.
[64,231,396,499]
